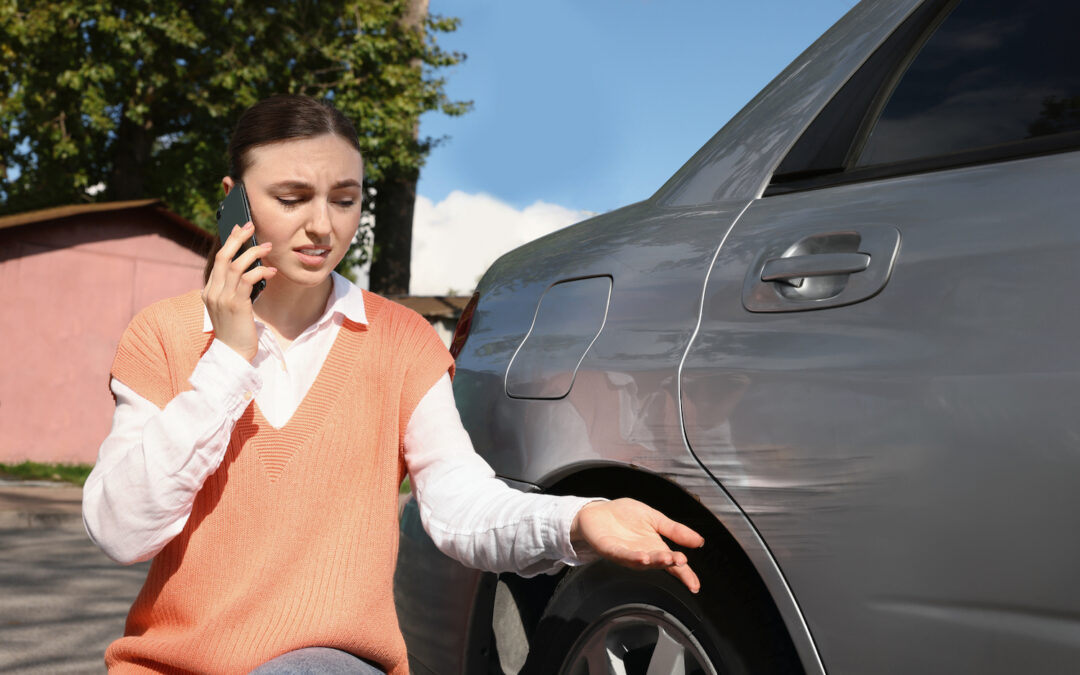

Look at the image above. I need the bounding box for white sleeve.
[403,373,604,577]
[82,339,262,564]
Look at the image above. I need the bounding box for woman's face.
[226,133,363,290]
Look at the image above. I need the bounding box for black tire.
[522,559,753,675]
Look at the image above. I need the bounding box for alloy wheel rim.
[559,603,719,675]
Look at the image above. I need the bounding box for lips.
[294,246,331,267]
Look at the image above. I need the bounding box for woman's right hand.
[202,222,277,362]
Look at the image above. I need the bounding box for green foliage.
[0,0,470,267]
[0,461,94,486]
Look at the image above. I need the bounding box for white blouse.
[83,272,598,577]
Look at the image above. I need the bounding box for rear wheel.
[523,560,752,675]
[561,603,719,675]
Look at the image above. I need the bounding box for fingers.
[200,222,274,362]
[210,223,256,282]
[608,545,702,594]
[655,513,705,550]
[208,223,250,294]
[666,562,702,594]
[607,544,688,569]
[581,499,707,595]
[217,221,255,264]
[240,262,278,289]
[232,240,273,280]
[647,549,689,569]
[209,232,272,300]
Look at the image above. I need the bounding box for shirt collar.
[202,271,367,333]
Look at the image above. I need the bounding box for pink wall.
[0,209,209,463]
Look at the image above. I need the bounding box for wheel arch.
[476,464,807,674]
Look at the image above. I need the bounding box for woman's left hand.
[570,498,705,593]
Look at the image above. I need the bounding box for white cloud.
[409,191,592,296]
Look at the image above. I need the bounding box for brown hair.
[227,94,361,180]
[205,95,363,281]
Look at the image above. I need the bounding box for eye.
[334,199,357,208]
[276,197,303,209]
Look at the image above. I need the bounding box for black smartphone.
[215,182,266,302]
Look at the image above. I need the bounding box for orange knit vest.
[105,289,453,675]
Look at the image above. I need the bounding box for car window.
[767,0,1080,196]
[856,0,1080,167]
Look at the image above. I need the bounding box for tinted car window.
[857,0,1080,167]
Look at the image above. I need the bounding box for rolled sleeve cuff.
[189,339,263,416]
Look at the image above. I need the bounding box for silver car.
[395,0,1080,672]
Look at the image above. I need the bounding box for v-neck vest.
[105,289,453,675]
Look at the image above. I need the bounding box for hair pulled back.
[227,94,362,180]
[205,95,362,282]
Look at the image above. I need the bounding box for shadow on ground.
[0,527,148,674]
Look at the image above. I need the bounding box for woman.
[84,94,704,675]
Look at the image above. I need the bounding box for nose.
[305,200,332,239]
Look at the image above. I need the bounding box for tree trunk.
[107,107,153,200]
[369,169,419,296]
[368,0,428,296]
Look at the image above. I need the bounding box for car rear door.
[680,1,1080,672]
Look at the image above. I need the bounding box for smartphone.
[215,182,266,302]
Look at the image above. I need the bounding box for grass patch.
[0,463,413,492]
[0,463,412,492]
[0,461,94,487]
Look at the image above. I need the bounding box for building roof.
[3,201,475,321]
[0,199,213,243]
[392,295,472,320]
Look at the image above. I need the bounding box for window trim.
[764,0,1080,196]
[767,0,952,188]
[766,132,1080,196]
[840,0,960,169]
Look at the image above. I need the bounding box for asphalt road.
[0,484,412,673]
[0,521,148,673]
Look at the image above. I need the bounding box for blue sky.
[416,0,860,214]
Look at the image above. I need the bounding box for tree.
[367,0,425,295]
[0,0,469,290]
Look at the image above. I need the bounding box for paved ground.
[0,481,148,674]
[0,481,84,529]
[0,481,415,674]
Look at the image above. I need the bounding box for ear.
[222,176,235,196]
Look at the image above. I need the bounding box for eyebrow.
[267,179,362,191]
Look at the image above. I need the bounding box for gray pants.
[249,647,386,674]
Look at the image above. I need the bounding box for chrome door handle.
[761,252,870,284]
[743,226,901,312]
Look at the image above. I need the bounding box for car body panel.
[457,200,745,481]
[446,189,837,671]
[682,150,1080,673]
